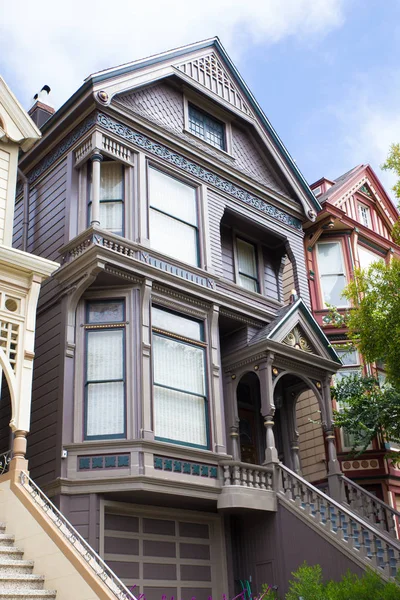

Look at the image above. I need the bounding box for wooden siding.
[282,257,295,304]
[14,158,68,260]
[27,301,62,485]
[262,248,279,302]
[220,225,234,282]
[60,493,100,552]
[296,389,327,482]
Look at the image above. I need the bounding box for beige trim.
[0,471,129,600]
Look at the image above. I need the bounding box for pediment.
[174,52,255,119]
[249,298,341,364]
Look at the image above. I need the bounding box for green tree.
[382,142,400,244]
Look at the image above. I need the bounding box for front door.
[238,406,260,464]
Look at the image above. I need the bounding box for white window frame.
[234,236,261,293]
[151,305,210,450]
[313,185,322,197]
[358,203,371,228]
[183,94,233,155]
[147,165,202,267]
[316,240,349,308]
[357,244,385,270]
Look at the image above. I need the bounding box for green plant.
[260,583,279,599]
[285,563,400,600]
[285,562,325,600]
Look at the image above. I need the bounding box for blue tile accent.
[78,457,90,470]
[117,455,129,468]
[173,460,182,472]
[192,464,200,476]
[154,457,163,469]
[164,459,173,471]
[201,465,209,477]
[105,456,116,468]
[210,467,218,478]
[183,462,191,474]
[92,457,103,469]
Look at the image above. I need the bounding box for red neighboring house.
[305,164,400,509]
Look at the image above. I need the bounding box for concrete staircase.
[0,523,56,599]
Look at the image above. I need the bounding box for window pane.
[317,243,344,275]
[87,330,123,381]
[320,274,348,306]
[149,168,197,226]
[149,209,198,266]
[237,239,257,278]
[153,335,205,396]
[358,204,370,228]
[188,105,225,151]
[238,274,258,292]
[100,162,123,200]
[87,301,124,324]
[100,201,123,236]
[358,245,384,270]
[87,381,124,437]
[154,385,207,446]
[152,307,202,341]
[336,348,359,366]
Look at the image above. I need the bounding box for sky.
[1,0,400,200]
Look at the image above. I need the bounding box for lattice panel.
[176,53,253,117]
[0,320,18,373]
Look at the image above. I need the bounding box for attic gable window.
[358,203,371,228]
[188,104,226,150]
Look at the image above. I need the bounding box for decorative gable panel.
[283,325,315,354]
[175,53,254,118]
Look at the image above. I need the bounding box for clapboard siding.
[207,190,225,277]
[263,249,279,301]
[27,301,62,485]
[220,225,234,281]
[13,159,67,261]
[282,257,295,304]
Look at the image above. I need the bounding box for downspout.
[17,168,29,252]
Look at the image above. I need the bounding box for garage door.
[102,504,226,600]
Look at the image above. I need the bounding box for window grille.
[188,104,225,150]
[236,238,259,292]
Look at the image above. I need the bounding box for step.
[0,560,34,575]
[0,524,6,534]
[0,549,23,561]
[0,536,15,548]
[0,592,56,599]
[0,574,45,591]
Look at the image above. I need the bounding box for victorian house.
[298,166,400,511]
[2,40,399,599]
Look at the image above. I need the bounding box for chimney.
[28,85,55,128]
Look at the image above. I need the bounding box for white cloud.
[0,0,345,110]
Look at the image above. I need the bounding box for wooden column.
[90,151,103,226]
[259,354,279,465]
[322,376,344,501]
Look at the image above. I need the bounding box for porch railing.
[19,471,137,600]
[342,475,400,539]
[220,460,273,490]
[0,450,11,475]
[276,464,400,579]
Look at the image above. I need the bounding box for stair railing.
[19,471,137,600]
[0,450,11,475]
[276,464,400,580]
[341,475,400,539]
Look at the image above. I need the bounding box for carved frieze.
[283,326,315,354]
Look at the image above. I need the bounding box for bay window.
[236,237,259,292]
[85,300,126,439]
[152,306,208,449]
[358,245,384,270]
[89,160,124,236]
[148,167,199,266]
[316,241,349,307]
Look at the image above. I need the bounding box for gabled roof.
[313,163,399,229]
[0,77,41,152]
[85,37,320,218]
[249,297,341,364]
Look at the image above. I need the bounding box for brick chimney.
[28,85,55,128]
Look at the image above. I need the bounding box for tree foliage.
[339,258,400,387]
[382,142,400,243]
[332,374,400,458]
